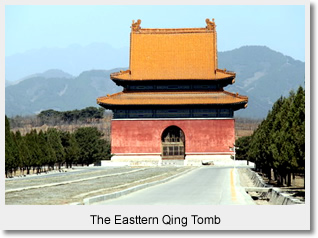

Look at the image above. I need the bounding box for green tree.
[60,131,79,168]
[293,86,305,173]
[12,131,25,175]
[235,136,251,162]
[5,116,16,177]
[74,127,110,166]
[38,109,62,125]
[246,86,305,187]
[37,130,53,173]
[20,135,33,175]
[46,128,65,170]
[281,87,305,186]
[24,130,41,174]
[44,131,57,171]
[248,119,272,178]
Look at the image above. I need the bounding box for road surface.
[5,166,190,205]
[97,166,255,205]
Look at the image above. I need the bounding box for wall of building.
[111,119,235,156]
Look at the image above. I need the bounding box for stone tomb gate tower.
[97,19,248,166]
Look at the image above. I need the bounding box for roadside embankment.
[239,168,305,205]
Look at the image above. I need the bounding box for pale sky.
[5,4,305,61]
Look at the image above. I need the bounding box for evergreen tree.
[60,131,79,168]
[292,86,305,172]
[44,130,57,171]
[37,130,51,173]
[13,131,25,175]
[246,86,305,186]
[46,128,65,170]
[20,135,33,175]
[235,136,251,161]
[5,116,14,177]
[74,127,109,166]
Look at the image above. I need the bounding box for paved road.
[6,166,189,205]
[98,166,255,205]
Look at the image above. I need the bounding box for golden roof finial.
[206,18,216,31]
[131,19,141,32]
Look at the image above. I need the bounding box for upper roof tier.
[111,19,236,82]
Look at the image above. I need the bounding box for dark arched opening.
[161,126,185,160]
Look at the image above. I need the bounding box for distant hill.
[218,46,304,118]
[5,69,74,88]
[5,43,129,82]
[5,80,12,87]
[21,69,74,81]
[5,69,123,117]
[5,46,305,118]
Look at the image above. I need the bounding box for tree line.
[9,106,107,128]
[5,116,111,178]
[37,107,106,125]
[235,86,305,186]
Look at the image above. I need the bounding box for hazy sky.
[5,5,305,61]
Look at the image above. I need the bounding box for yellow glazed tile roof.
[111,19,236,81]
[97,91,248,107]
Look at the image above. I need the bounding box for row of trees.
[37,107,106,125]
[9,107,107,128]
[236,86,305,186]
[5,116,111,178]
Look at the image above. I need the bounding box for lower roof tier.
[97,90,248,110]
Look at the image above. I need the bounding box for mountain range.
[5,43,129,82]
[220,46,305,118]
[5,45,305,119]
[5,68,123,116]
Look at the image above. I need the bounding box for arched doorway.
[161,126,185,160]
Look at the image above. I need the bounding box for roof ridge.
[131,18,216,33]
[223,90,249,99]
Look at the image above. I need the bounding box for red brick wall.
[111,119,235,155]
